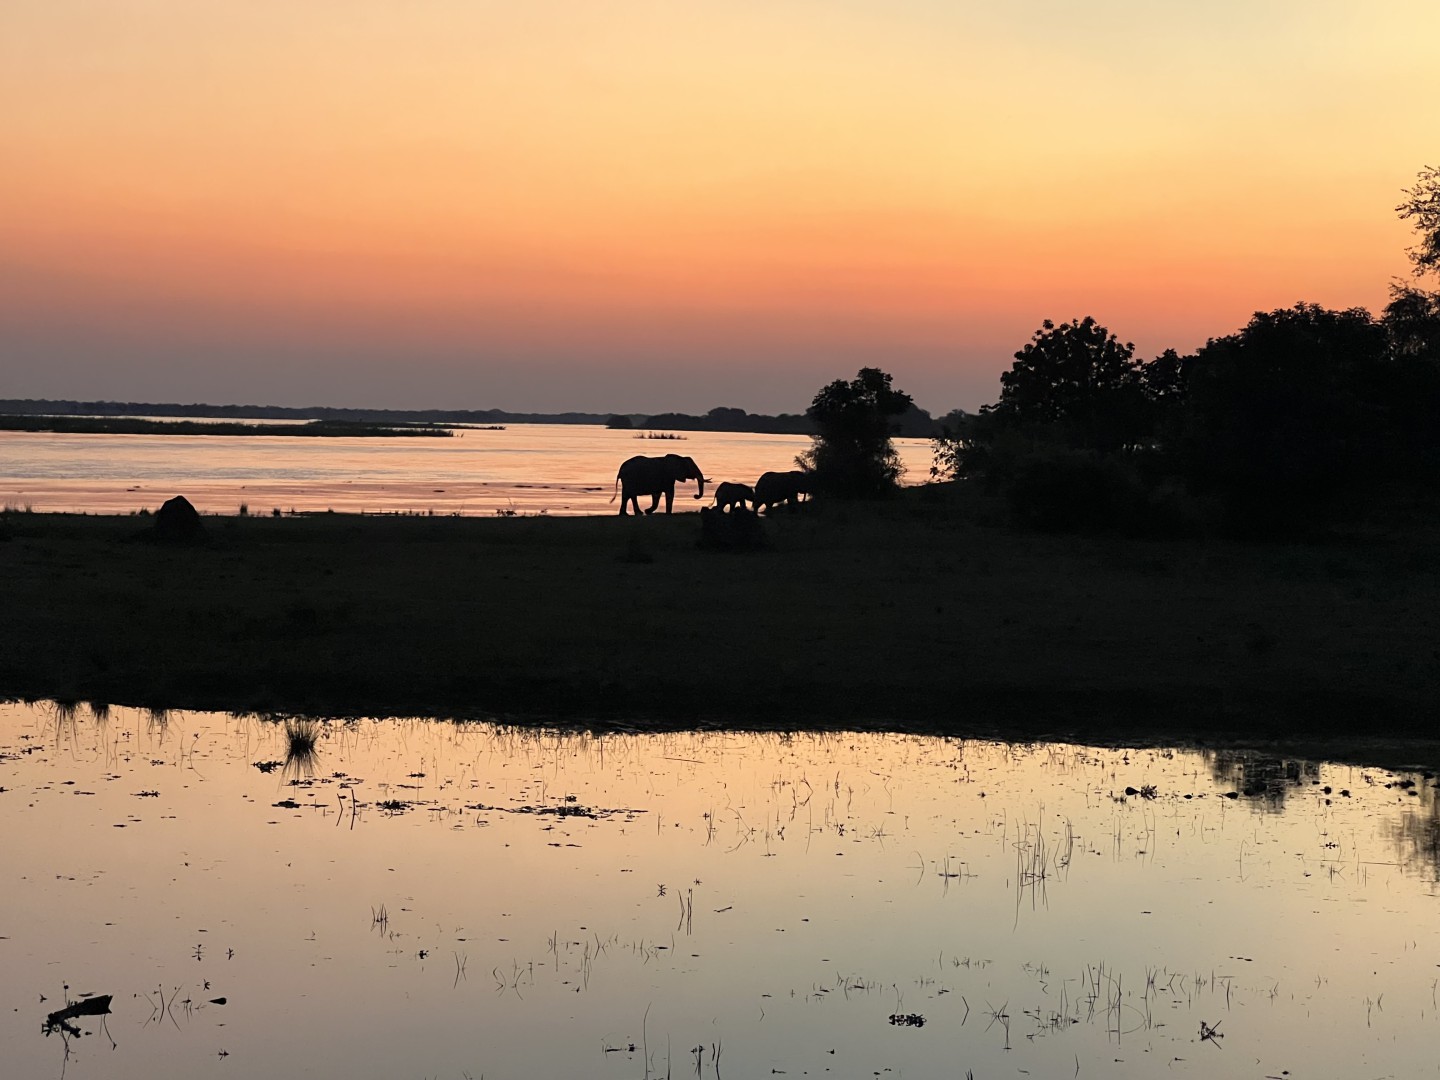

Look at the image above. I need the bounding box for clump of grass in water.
[283,718,321,779]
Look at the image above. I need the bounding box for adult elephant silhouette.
[612,454,706,515]
[753,470,812,514]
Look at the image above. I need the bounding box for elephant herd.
[612,454,811,516]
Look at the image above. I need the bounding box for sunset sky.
[3,1,1436,414]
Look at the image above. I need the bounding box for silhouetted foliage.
[606,414,634,429]
[1171,303,1392,532]
[985,317,1150,453]
[636,408,813,434]
[894,403,938,437]
[798,368,913,499]
[1003,447,1172,534]
[1384,284,1440,360]
[931,317,1155,493]
[1397,165,1440,280]
[1141,348,1195,404]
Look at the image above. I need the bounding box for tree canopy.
[1397,165,1440,280]
[984,316,1149,452]
[799,367,913,498]
[925,172,1440,535]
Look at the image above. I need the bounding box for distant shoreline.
[0,397,952,438]
[0,415,455,437]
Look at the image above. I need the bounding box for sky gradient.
[3,1,1436,414]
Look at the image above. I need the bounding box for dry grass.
[0,497,1436,746]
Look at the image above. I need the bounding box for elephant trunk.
[694,474,706,500]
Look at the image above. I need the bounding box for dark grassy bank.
[2,495,1437,755]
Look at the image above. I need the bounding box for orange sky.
[3,1,1436,412]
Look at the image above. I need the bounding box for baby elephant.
[712,482,755,512]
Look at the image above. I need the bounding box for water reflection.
[3,701,1440,1080]
[281,718,321,781]
[1202,749,1323,806]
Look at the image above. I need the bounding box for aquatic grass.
[283,718,321,778]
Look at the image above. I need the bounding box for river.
[4,701,1438,1080]
[0,424,937,516]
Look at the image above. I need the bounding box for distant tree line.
[4,398,952,438]
[0,416,453,438]
[614,403,942,437]
[931,167,1440,536]
[0,400,617,426]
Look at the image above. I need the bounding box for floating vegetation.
[888,1013,927,1027]
[464,801,643,820]
[42,993,112,1038]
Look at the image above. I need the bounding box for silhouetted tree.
[1384,284,1440,360]
[935,408,970,431]
[931,319,1139,485]
[606,414,634,429]
[1397,165,1440,280]
[894,403,938,437]
[1173,303,1390,531]
[1141,348,1195,403]
[984,316,1149,452]
[799,367,913,498]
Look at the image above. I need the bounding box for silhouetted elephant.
[753,470,812,514]
[712,482,754,512]
[612,454,706,515]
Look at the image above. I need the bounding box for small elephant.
[753,470,812,514]
[612,454,706,515]
[712,482,755,512]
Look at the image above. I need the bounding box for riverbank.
[2,497,1437,757]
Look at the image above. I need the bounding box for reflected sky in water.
[0,424,935,516]
[3,701,1439,1079]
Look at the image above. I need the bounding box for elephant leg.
[663,487,674,513]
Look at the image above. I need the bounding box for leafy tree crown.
[800,367,913,498]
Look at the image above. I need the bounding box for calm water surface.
[4,701,1439,1079]
[0,424,936,516]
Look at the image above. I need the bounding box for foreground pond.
[3,703,1439,1079]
